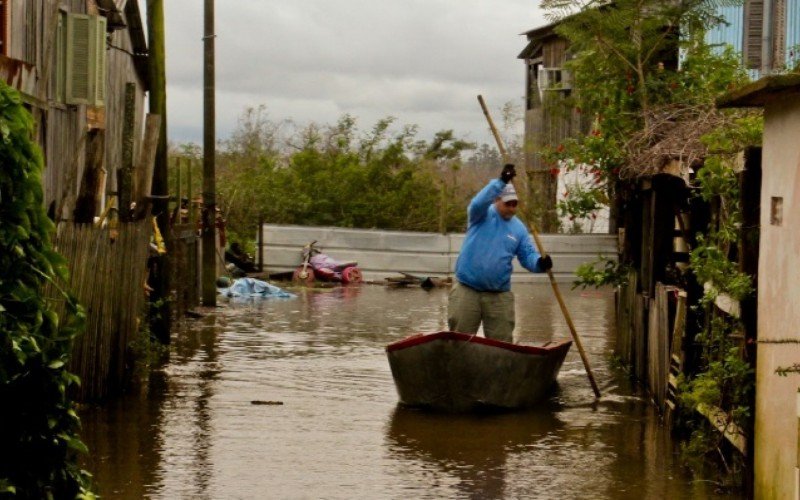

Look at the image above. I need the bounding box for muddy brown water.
[80,283,740,499]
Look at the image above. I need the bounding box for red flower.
[550,168,560,177]
[556,144,565,153]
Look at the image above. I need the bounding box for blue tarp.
[218,278,295,300]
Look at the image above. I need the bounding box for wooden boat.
[386,331,572,412]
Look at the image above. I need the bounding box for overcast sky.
[155,1,547,148]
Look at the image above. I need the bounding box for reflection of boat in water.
[385,406,563,498]
[386,331,571,412]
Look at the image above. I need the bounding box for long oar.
[477,95,601,399]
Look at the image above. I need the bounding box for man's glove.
[537,255,553,272]
[500,163,516,183]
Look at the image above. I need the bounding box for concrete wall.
[258,224,618,283]
[754,94,800,499]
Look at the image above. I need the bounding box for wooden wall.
[4,1,147,218]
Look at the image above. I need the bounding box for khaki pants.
[447,281,515,343]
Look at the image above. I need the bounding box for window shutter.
[66,14,107,107]
[93,15,107,107]
[743,0,764,70]
[66,14,93,104]
[55,12,66,103]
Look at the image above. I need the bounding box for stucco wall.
[755,94,800,500]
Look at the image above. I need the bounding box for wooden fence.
[170,223,199,318]
[46,221,151,401]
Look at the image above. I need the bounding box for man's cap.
[500,183,518,202]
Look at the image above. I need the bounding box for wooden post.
[478,94,601,398]
[438,181,447,234]
[119,82,137,222]
[147,0,171,342]
[202,0,217,306]
[188,158,195,226]
[147,0,170,234]
[133,113,162,218]
[74,129,106,223]
[258,217,264,272]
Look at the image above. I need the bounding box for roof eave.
[717,74,800,108]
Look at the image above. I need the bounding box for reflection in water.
[386,406,563,499]
[80,284,742,499]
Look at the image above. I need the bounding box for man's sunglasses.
[504,200,518,208]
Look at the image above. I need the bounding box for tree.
[538,0,746,231]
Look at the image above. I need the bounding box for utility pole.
[147,0,171,342]
[202,0,217,306]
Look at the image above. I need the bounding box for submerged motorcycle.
[293,241,363,284]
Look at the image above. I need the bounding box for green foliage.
[0,82,94,497]
[539,0,749,231]
[184,109,484,244]
[677,118,758,476]
[573,257,630,289]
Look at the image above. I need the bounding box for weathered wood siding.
[4,1,147,216]
[104,6,147,200]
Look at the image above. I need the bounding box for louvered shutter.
[744,0,764,70]
[66,14,107,107]
[93,15,107,107]
[66,14,92,104]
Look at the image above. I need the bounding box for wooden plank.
[118,82,136,222]
[697,403,747,456]
[133,112,162,217]
[74,129,105,222]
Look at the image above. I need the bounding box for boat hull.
[386,331,572,412]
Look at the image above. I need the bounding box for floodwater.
[80,283,740,499]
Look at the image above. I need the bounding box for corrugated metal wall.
[787,0,800,68]
[259,224,619,283]
[706,5,745,54]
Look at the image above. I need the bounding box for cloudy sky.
[155,1,548,147]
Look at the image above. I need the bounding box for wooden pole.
[477,95,601,399]
[147,0,172,342]
[202,0,217,306]
[119,82,137,222]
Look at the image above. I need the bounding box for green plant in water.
[0,82,95,497]
[573,257,630,289]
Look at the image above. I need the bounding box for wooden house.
[517,22,588,233]
[2,0,155,400]
[1,0,149,218]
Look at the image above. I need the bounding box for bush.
[0,82,94,497]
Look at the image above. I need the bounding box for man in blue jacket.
[448,164,553,343]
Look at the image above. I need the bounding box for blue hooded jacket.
[454,179,544,292]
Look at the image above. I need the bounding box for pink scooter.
[293,241,363,284]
